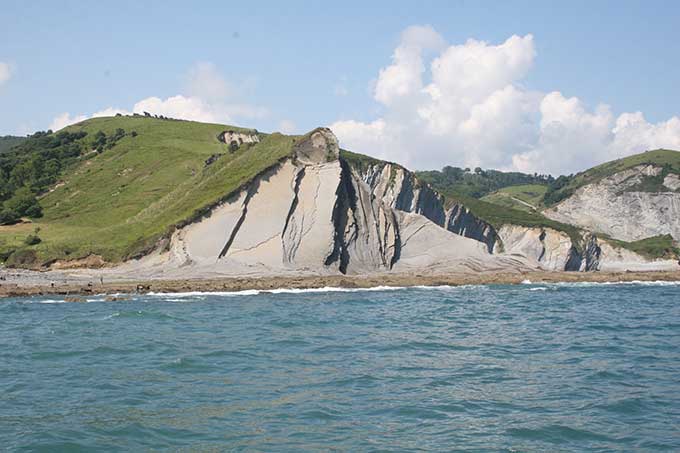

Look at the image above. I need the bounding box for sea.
[1,281,679,452]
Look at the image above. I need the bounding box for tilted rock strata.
[495,224,676,272]
[126,130,523,276]
[121,132,677,276]
[544,165,680,241]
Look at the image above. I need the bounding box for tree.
[4,187,42,217]
[24,234,41,245]
[0,209,20,225]
[92,130,107,152]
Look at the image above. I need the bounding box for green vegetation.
[416,166,550,199]
[339,149,386,172]
[0,116,295,266]
[0,135,26,154]
[543,149,680,205]
[481,184,548,212]
[607,234,679,260]
[423,181,584,249]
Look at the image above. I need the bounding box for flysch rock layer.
[121,128,531,277]
[117,132,677,278]
[544,164,680,242]
[494,224,677,272]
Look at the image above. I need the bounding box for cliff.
[544,164,680,242]
[2,116,677,275]
[123,128,525,277]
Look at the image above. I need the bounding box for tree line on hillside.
[415,165,580,206]
[416,166,555,199]
[0,128,135,225]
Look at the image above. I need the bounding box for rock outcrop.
[494,224,676,272]
[219,130,260,147]
[127,129,524,277]
[349,162,498,252]
[544,164,680,241]
[121,131,677,277]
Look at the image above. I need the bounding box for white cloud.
[0,62,13,85]
[185,61,232,100]
[278,119,297,134]
[49,63,269,131]
[49,107,129,131]
[330,26,680,175]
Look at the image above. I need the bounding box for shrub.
[24,204,43,218]
[5,249,38,267]
[4,188,42,217]
[0,209,20,225]
[24,234,41,245]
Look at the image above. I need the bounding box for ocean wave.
[146,285,407,298]
[546,280,680,288]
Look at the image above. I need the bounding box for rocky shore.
[1,269,678,299]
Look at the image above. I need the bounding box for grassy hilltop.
[0,116,295,266]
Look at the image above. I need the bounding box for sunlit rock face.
[544,165,680,242]
[122,131,678,276]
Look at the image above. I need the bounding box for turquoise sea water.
[1,282,680,451]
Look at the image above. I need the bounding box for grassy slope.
[481,184,547,212]
[0,116,295,264]
[605,234,680,260]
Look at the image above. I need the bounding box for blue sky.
[2,1,680,173]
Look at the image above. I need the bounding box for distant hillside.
[543,149,680,205]
[415,166,551,199]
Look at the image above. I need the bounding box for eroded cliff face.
[493,224,676,272]
[349,162,498,252]
[125,128,522,277]
[544,164,680,241]
[123,131,677,276]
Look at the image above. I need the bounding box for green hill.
[0,116,296,266]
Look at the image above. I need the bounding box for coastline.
[1,269,679,299]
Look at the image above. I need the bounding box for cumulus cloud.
[185,61,232,100]
[0,62,12,85]
[49,107,128,131]
[49,63,268,131]
[330,27,680,175]
[278,119,297,134]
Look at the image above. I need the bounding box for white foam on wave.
[146,289,261,298]
[146,286,407,298]
[527,280,680,288]
[413,284,486,291]
[267,285,405,294]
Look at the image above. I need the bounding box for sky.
[2,0,680,175]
